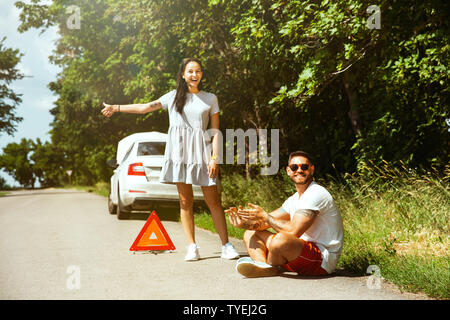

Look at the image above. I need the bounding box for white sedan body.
[109,132,205,219]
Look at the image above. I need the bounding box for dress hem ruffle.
[159,159,216,186]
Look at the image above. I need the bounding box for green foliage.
[0,37,24,136]
[328,162,449,298]
[0,138,67,188]
[194,211,246,240]
[0,176,12,190]
[220,171,295,212]
[67,181,110,197]
[0,138,35,188]
[380,254,449,298]
[31,138,65,187]
[11,0,449,184]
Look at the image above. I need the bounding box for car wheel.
[117,186,130,220]
[108,195,117,215]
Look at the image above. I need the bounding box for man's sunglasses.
[289,163,309,172]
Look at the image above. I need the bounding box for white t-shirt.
[156,90,220,186]
[281,181,344,273]
[159,90,220,131]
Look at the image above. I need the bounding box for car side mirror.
[107,159,118,168]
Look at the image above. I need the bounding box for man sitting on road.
[226,151,344,278]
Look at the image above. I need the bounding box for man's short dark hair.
[288,151,314,165]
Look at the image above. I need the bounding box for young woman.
[101,58,239,261]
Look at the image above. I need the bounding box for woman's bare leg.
[176,183,195,244]
[201,185,229,245]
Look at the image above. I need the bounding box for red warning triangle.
[130,211,176,251]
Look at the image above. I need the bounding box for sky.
[0,0,61,187]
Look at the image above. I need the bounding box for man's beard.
[289,173,313,185]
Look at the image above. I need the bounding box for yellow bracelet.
[211,155,217,160]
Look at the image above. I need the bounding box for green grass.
[194,162,450,299]
[330,162,449,299]
[64,182,110,198]
[194,211,246,240]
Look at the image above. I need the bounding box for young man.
[226,151,344,277]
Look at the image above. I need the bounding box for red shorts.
[283,239,328,276]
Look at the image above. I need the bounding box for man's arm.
[285,209,318,237]
[238,204,318,237]
[225,206,289,231]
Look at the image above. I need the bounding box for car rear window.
[137,142,166,156]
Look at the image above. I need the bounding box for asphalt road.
[0,188,430,300]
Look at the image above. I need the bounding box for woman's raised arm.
[101,100,163,117]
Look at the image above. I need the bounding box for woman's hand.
[208,158,219,178]
[101,102,116,117]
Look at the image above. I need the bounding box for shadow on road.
[129,207,180,221]
[127,204,207,222]
[278,268,363,280]
[0,191,85,197]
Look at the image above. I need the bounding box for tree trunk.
[245,138,250,179]
[343,71,362,137]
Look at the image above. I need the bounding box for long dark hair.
[173,58,203,114]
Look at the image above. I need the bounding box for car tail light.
[128,162,145,176]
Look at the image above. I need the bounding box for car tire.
[108,195,117,215]
[117,186,130,220]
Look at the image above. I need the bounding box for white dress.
[158,90,219,186]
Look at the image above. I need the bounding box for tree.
[14,0,449,186]
[260,0,449,170]
[0,37,24,136]
[0,176,12,190]
[0,139,35,188]
[31,138,65,187]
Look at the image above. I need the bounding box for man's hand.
[225,205,265,231]
[236,203,268,221]
[225,206,245,228]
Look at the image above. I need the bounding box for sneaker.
[221,242,240,260]
[236,258,282,278]
[184,243,200,261]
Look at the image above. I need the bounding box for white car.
[107,132,205,219]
